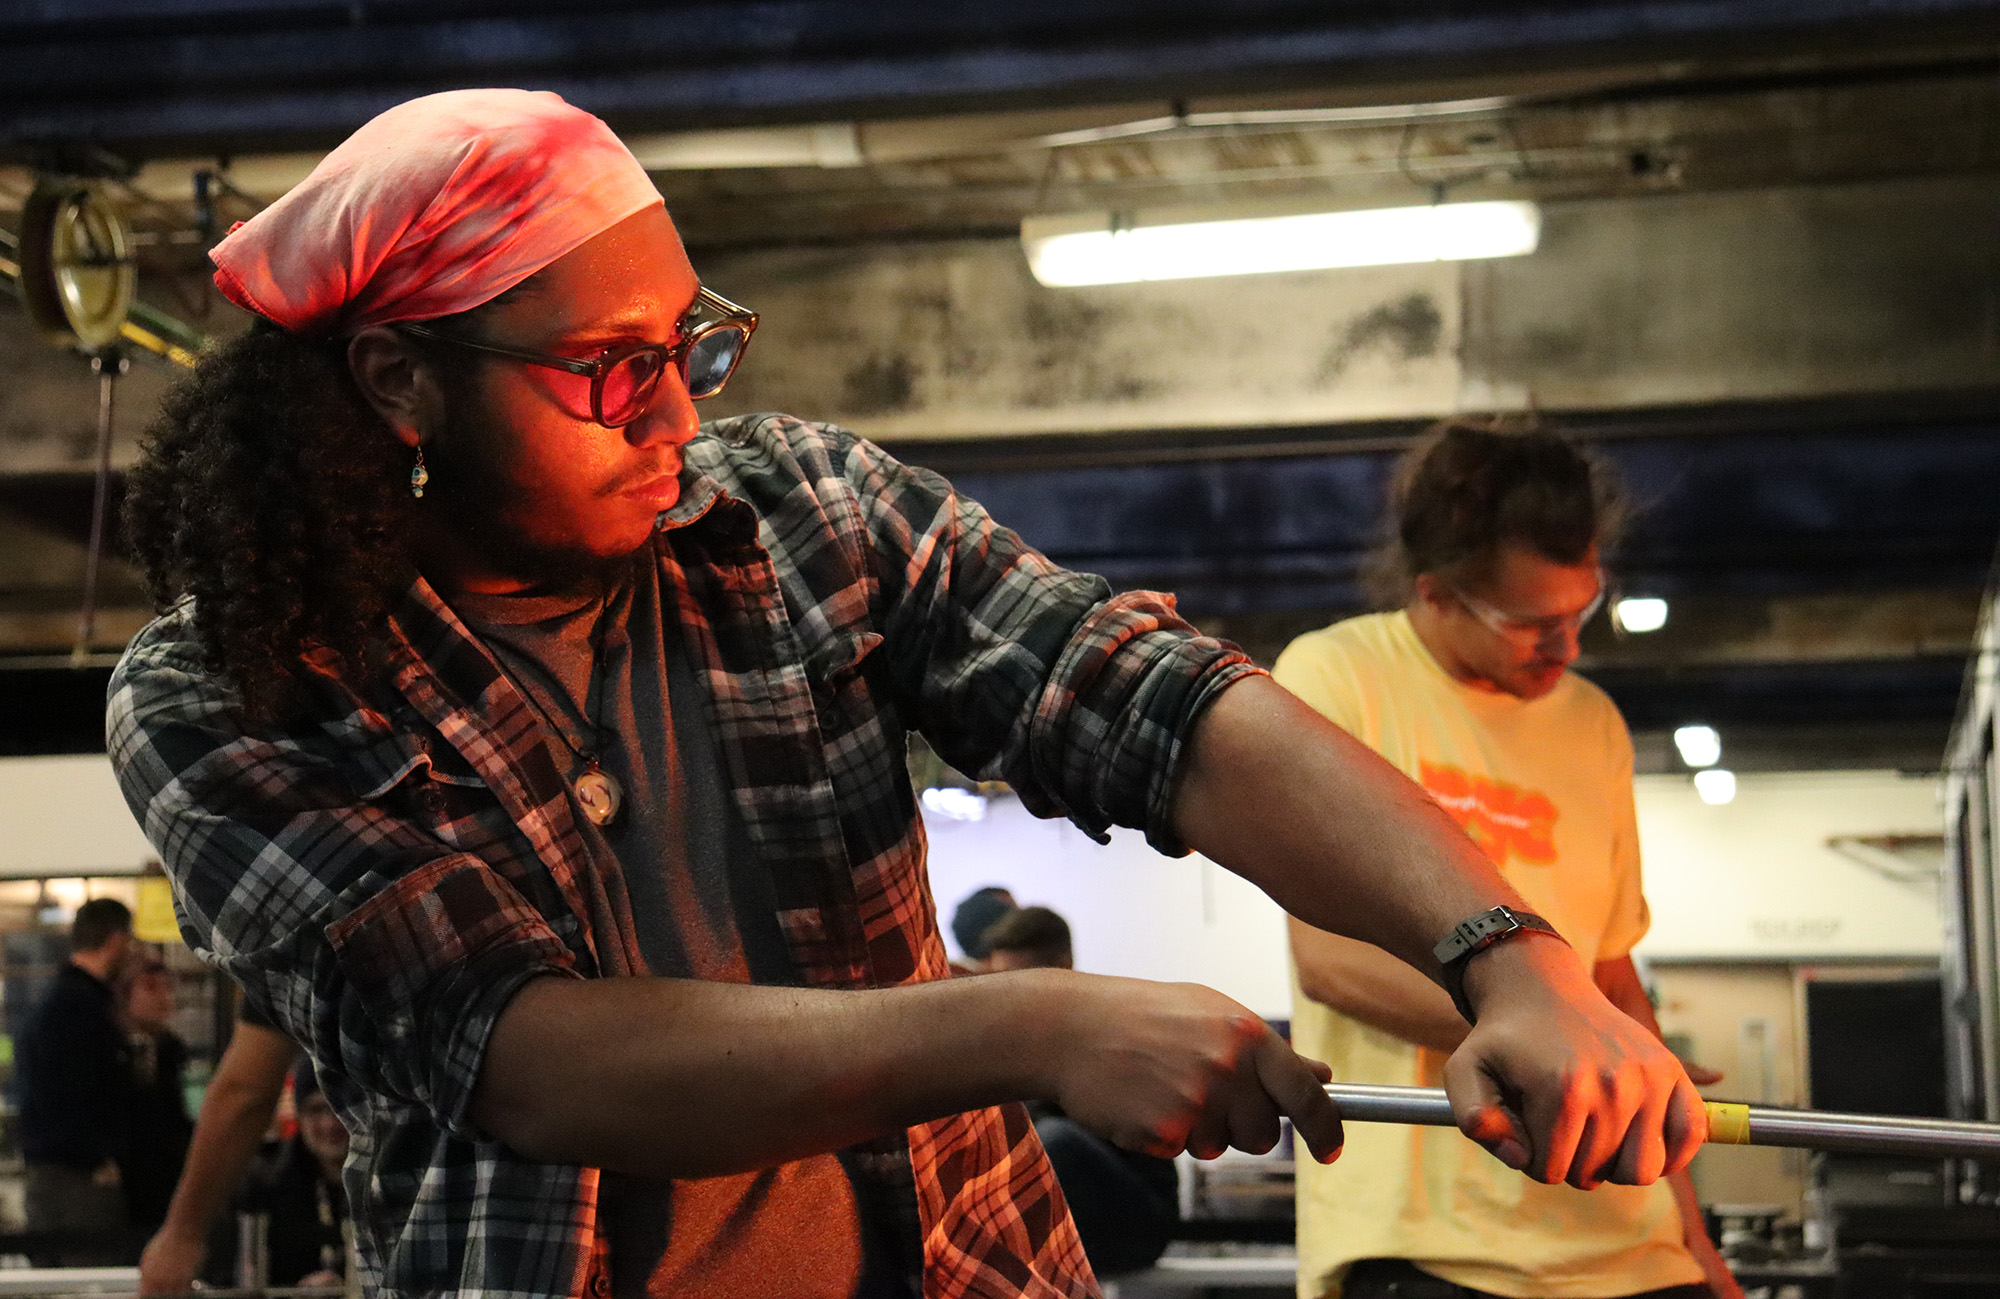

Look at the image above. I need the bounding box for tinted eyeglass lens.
[600,349,668,425]
[684,325,747,399]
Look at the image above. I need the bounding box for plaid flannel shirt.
[109,414,1259,1299]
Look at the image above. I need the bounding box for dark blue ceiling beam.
[4,0,1996,156]
[936,420,2000,616]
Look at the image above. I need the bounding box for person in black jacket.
[17,899,138,1260]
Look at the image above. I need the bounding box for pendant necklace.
[570,602,623,826]
[507,587,624,828]
[572,760,622,827]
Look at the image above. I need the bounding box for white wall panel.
[923,796,1295,1018]
[1634,770,1943,961]
[0,754,154,877]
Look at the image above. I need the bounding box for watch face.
[19,179,136,352]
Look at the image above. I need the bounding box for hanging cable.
[72,347,128,665]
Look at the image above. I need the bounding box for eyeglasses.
[398,285,757,428]
[1450,569,1608,643]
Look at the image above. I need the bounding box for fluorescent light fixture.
[1694,768,1737,805]
[1023,200,1541,287]
[1673,725,1722,769]
[921,786,989,822]
[1613,597,1669,634]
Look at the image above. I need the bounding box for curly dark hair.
[1368,416,1624,605]
[123,318,417,718]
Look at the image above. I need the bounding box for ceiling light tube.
[1674,724,1722,769]
[1694,769,1737,806]
[1613,596,1668,633]
[1023,200,1541,287]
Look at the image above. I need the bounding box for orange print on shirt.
[1418,762,1559,866]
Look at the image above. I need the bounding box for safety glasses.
[398,285,758,427]
[1450,569,1608,644]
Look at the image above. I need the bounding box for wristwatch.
[1434,905,1565,1023]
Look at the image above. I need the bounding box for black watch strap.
[1434,905,1564,1023]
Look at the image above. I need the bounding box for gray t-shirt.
[453,554,908,1299]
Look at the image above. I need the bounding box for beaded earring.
[409,446,430,499]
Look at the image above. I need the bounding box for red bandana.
[210,89,665,336]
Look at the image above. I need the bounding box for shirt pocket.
[338,729,489,842]
[809,628,882,680]
[804,628,885,723]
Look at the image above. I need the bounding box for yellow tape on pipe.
[1706,1102,1752,1145]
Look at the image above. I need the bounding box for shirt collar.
[655,439,758,543]
[657,461,725,529]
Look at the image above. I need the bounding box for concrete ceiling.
[1,0,1997,766]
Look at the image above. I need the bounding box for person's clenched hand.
[1442,936,1706,1188]
[1038,972,1344,1164]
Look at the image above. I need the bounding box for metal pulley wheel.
[17,175,137,353]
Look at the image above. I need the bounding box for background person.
[221,1060,351,1290]
[948,885,1018,974]
[17,898,136,1261]
[981,905,1074,972]
[111,90,1708,1299]
[1277,421,1739,1299]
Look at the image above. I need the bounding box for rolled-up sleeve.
[107,638,577,1137]
[847,435,1261,854]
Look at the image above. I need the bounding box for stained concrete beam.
[698,245,1459,439]
[3,173,1993,463]
[1462,174,2000,410]
[694,173,2000,440]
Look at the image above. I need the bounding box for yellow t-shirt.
[1273,611,1702,1299]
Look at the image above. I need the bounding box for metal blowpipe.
[1323,1082,2000,1160]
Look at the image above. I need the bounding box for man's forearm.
[156,1027,292,1240]
[1288,920,1468,1054]
[1668,1168,1706,1238]
[156,1082,274,1237]
[1596,956,1663,1033]
[474,975,1029,1177]
[1176,677,1530,977]
[472,966,1340,1178]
